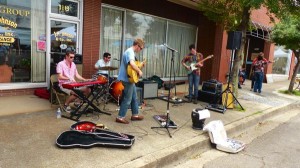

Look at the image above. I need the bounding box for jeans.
[254,71,263,93]
[118,81,139,118]
[188,73,200,99]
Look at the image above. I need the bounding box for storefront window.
[51,0,78,17]
[101,6,197,79]
[0,0,46,83]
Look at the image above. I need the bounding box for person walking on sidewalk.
[116,38,145,124]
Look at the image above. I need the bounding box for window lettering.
[0,5,30,17]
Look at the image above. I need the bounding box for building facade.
[0,0,296,97]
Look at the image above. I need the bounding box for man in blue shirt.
[116,38,145,124]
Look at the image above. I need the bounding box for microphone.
[163,44,178,53]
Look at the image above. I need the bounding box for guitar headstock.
[207,55,214,59]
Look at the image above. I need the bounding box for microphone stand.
[151,44,177,138]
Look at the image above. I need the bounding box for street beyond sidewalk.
[0,80,299,168]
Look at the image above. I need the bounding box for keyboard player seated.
[56,50,91,113]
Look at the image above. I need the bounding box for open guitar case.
[56,121,135,149]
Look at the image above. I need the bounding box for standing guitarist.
[181,44,203,104]
[116,38,145,124]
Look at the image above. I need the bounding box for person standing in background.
[252,52,273,93]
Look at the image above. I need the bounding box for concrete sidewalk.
[0,80,299,168]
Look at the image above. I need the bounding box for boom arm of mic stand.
[163,44,178,53]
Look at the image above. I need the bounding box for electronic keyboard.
[62,80,105,89]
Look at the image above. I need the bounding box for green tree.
[271,16,300,92]
[196,0,300,94]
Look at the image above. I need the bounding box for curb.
[118,101,300,168]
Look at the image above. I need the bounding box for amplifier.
[202,80,222,94]
[136,80,158,99]
[198,90,221,104]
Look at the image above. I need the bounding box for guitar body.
[186,62,198,74]
[185,55,214,74]
[127,59,145,83]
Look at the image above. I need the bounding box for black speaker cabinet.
[136,80,158,99]
[202,81,222,94]
[198,90,221,104]
[226,31,242,50]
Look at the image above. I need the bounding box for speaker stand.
[206,50,244,113]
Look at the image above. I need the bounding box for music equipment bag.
[56,121,135,149]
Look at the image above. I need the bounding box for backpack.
[148,75,164,89]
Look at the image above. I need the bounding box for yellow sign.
[0,36,15,43]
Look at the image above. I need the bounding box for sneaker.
[63,105,72,113]
[193,99,197,104]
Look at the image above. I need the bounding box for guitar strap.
[192,55,197,62]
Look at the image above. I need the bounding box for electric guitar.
[127,58,146,83]
[186,55,213,74]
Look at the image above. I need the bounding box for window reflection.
[0,0,47,83]
[50,21,77,53]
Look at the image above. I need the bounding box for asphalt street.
[173,108,300,168]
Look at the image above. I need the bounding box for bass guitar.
[127,58,146,83]
[186,55,213,74]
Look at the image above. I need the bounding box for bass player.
[116,38,145,124]
[181,44,203,104]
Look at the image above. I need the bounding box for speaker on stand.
[226,31,242,50]
[206,31,244,113]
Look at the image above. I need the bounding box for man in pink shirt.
[56,51,90,113]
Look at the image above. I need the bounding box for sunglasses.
[69,56,74,59]
[138,45,143,50]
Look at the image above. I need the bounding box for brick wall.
[0,88,38,97]
[82,0,102,78]
[251,6,277,26]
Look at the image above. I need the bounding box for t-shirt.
[56,59,78,86]
[94,59,111,74]
[118,47,135,82]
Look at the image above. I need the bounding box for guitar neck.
[199,57,211,64]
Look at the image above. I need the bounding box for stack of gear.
[56,121,135,149]
[198,79,222,104]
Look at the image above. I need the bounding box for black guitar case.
[56,121,135,149]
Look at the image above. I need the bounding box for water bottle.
[56,108,61,119]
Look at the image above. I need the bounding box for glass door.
[50,20,79,75]
[50,20,78,53]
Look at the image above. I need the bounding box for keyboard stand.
[62,85,111,121]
